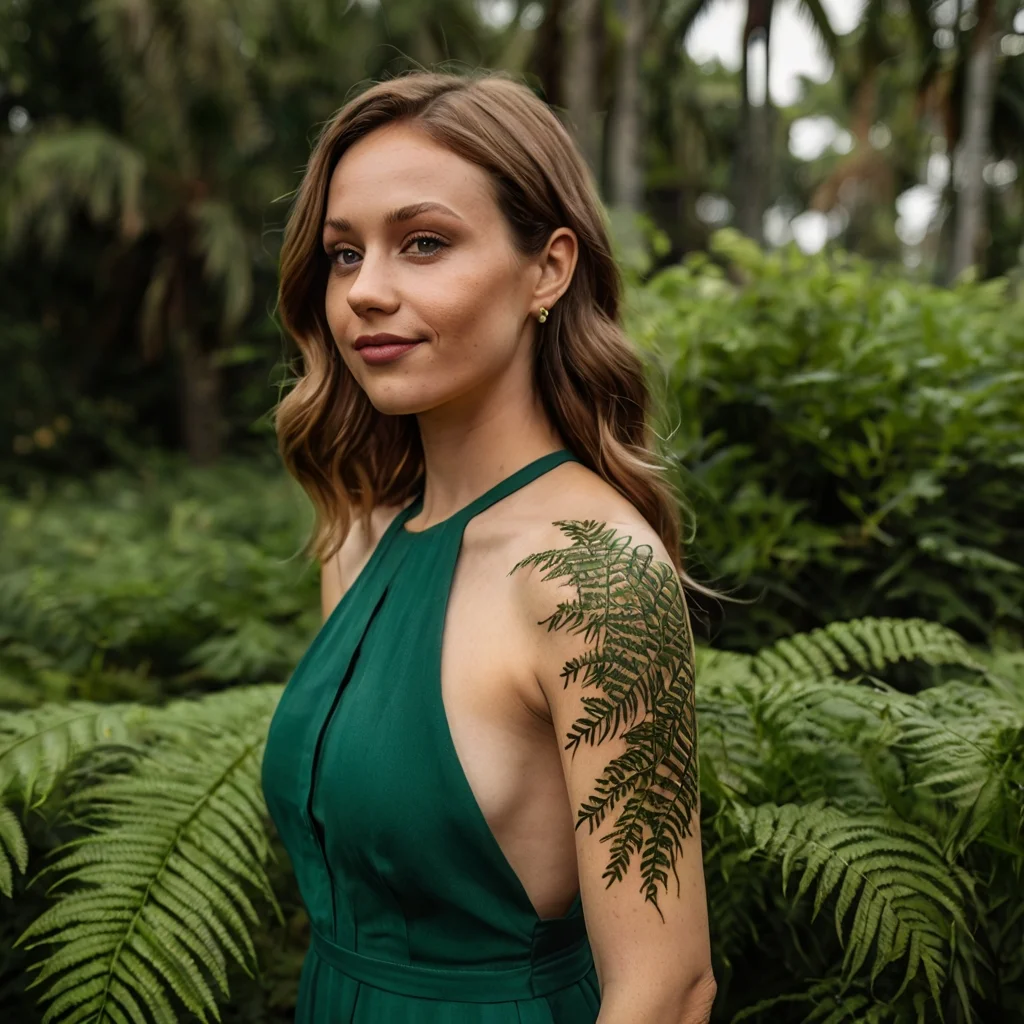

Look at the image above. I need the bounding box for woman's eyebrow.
[323,201,464,234]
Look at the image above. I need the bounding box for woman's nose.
[346,250,399,317]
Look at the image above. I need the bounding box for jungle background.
[2,0,1024,1022]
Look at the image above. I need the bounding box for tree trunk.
[563,0,603,178]
[949,0,1000,281]
[176,329,223,465]
[530,0,567,107]
[609,0,649,213]
[734,0,775,244]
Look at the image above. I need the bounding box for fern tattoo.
[508,520,698,922]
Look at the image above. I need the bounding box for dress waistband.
[310,927,595,1002]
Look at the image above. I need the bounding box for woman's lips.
[357,341,424,365]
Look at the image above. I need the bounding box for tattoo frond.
[509,520,698,920]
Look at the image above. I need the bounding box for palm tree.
[876,0,1023,281]
[0,0,319,464]
[804,0,1023,280]
[609,0,654,214]
[638,5,740,260]
[807,0,936,258]
[563,0,605,175]
[669,0,839,243]
[528,0,569,107]
[949,0,1014,280]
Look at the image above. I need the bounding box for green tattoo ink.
[509,520,698,921]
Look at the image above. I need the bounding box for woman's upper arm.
[320,503,412,622]
[510,518,713,1007]
[320,548,345,621]
[320,515,369,622]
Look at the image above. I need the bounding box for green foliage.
[3,127,146,255]
[697,617,1024,1023]
[0,458,319,708]
[631,230,1024,650]
[0,617,1021,1023]
[0,0,539,474]
[7,688,281,1024]
[0,701,144,895]
[740,801,968,996]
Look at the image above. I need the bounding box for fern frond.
[887,681,1024,855]
[0,702,143,896]
[15,685,282,1024]
[694,646,755,690]
[0,801,29,897]
[696,693,769,804]
[731,976,851,1022]
[736,800,972,1009]
[751,617,982,685]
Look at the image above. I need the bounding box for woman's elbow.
[598,969,717,1024]
[679,970,717,1023]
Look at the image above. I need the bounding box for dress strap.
[454,448,580,524]
[400,448,581,536]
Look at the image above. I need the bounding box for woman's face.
[322,121,548,417]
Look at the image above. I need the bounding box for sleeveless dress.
[261,449,601,1023]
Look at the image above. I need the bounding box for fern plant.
[0,702,146,897]
[697,618,1023,1023]
[0,618,1021,1023]
[3,687,282,1024]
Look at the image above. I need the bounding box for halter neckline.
[400,449,580,537]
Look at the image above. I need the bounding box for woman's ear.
[533,227,578,312]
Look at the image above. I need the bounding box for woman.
[261,69,715,1023]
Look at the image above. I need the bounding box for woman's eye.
[335,248,359,266]
[407,235,445,256]
[329,235,447,270]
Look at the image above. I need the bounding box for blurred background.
[2,2,1024,1023]
[2,0,1023,478]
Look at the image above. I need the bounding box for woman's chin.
[365,391,440,418]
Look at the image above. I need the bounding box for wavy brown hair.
[275,68,716,598]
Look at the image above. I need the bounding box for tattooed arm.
[511,518,716,1023]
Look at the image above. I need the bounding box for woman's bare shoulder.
[516,463,660,554]
[503,469,704,974]
[504,464,671,616]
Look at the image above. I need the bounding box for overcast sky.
[682,0,949,255]
[685,0,866,107]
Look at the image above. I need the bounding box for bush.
[630,231,1024,651]
[0,455,319,709]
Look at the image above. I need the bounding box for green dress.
[261,449,601,1022]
